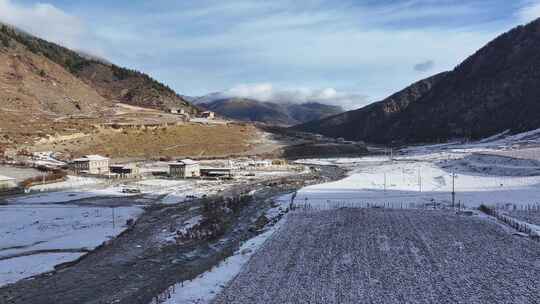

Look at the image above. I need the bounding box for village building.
[272,159,288,166]
[200,111,215,119]
[72,155,110,175]
[169,108,188,115]
[168,108,190,122]
[32,151,53,160]
[200,167,234,179]
[249,160,272,168]
[109,164,141,179]
[0,175,16,191]
[169,159,200,178]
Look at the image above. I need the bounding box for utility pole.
[384,173,387,193]
[451,172,456,208]
[112,207,116,230]
[418,169,422,192]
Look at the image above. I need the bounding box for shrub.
[0,35,9,48]
[478,204,492,214]
[21,170,67,188]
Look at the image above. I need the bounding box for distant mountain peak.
[196,94,343,126]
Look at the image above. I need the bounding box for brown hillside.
[75,62,196,113]
[0,23,204,155]
[0,24,197,113]
[0,35,110,147]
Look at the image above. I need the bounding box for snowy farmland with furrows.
[213,208,540,304]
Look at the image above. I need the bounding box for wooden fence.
[480,205,540,242]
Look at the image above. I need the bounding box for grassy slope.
[32,123,259,159]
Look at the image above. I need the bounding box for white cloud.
[0,0,105,56]
[225,83,275,102]
[222,83,367,110]
[0,0,81,46]
[517,1,540,23]
[414,60,435,72]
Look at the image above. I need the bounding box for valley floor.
[0,164,341,304]
[5,128,540,303]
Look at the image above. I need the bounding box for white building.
[200,111,215,119]
[169,159,200,178]
[72,155,110,175]
[32,151,53,160]
[170,108,188,115]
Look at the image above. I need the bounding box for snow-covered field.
[9,178,203,205]
[483,147,540,161]
[9,186,133,204]
[139,179,232,205]
[0,253,84,287]
[0,166,41,183]
[29,176,103,192]
[0,176,215,287]
[295,159,540,209]
[0,204,142,286]
[294,130,540,209]
[214,209,540,304]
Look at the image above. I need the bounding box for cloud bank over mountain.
[518,0,540,23]
[216,84,368,110]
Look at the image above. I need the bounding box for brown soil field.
[31,123,259,159]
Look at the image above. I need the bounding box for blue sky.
[1,0,540,108]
